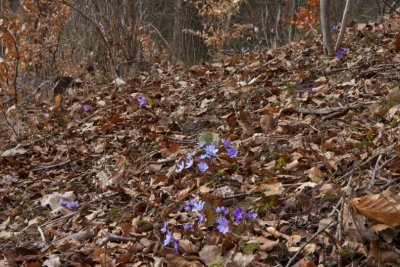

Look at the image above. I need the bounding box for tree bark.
[320,0,334,56]
[335,0,353,51]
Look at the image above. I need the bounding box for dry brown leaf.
[166,254,202,267]
[308,167,327,183]
[198,245,221,266]
[259,114,275,133]
[252,181,284,197]
[160,143,181,158]
[253,236,279,252]
[352,190,400,227]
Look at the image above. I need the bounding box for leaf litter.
[1,11,400,267]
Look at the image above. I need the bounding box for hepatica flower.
[227,147,238,158]
[161,222,168,233]
[343,47,349,52]
[138,96,147,107]
[192,200,205,212]
[336,50,343,59]
[205,145,218,157]
[184,199,205,213]
[174,239,179,253]
[216,217,229,234]
[176,161,185,173]
[164,231,173,246]
[234,208,245,222]
[224,139,232,148]
[198,213,206,224]
[246,212,258,220]
[197,162,209,172]
[82,104,91,111]
[197,141,206,149]
[183,224,194,231]
[331,24,340,31]
[185,156,193,169]
[216,206,228,216]
[308,84,313,97]
[59,199,79,209]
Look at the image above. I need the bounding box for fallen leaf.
[352,190,400,227]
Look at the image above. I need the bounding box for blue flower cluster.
[59,199,79,209]
[215,206,257,234]
[161,222,179,253]
[336,47,349,59]
[176,139,238,174]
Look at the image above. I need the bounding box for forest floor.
[1,11,400,267]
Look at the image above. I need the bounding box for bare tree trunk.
[172,0,183,62]
[335,0,352,51]
[320,0,334,56]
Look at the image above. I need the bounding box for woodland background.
[0,0,397,95]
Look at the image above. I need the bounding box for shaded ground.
[1,12,400,267]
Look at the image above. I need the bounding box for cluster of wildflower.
[161,222,179,253]
[215,206,257,234]
[336,47,349,59]
[161,198,205,252]
[176,139,238,174]
[59,199,79,209]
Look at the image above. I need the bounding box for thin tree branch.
[5,29,19,105]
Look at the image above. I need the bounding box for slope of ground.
[1,11,400,267]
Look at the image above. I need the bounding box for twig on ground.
[99,234,138,247]
[285,220,337,267]
[370,154,383,188]
[31,159,70,172]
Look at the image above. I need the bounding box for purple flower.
[184,199,205,213]
[216,217,229,234]
[184,199,195,212]
[174,239,179,253]
[308,84,313,97]
[183,224,194,231]
[192,201,205,212]
[198,213,206,224]
[331,24,339,31]
[185,156,193,169]
[164,231,172,246]
[204,145,218,158]
[246,212,258,220]
[216,206,228,216]
[59,199,79,209]
[336,50,343,59]
[161,222,168,233]
[82,104,91,111]
[234,208,245,222]
[138,96,147,107]
[197,141,206,149]
[227,147,238,158]
[176,161,185,173]
[197,162,209,172]
[343,47,349,52]
[223,139,232,148]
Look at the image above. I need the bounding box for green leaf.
[242,242,259,254]
[199,132,219,145]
